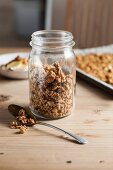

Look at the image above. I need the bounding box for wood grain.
[0,48,30,54]
[0,48,113,170]
[65,0,113,48]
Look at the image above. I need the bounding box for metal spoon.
[8,104,88,144]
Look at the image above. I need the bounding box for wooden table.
[0,48,113,170]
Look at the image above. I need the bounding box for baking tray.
[75,44,113,94]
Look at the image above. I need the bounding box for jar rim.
[30,30,75,50]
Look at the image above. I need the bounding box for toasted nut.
[18,109,26,116]
[19,125,28,134]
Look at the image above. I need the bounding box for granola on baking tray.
[77,53,113,85]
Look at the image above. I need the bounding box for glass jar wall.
[29,30,76,119]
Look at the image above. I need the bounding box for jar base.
[29,106,72,120]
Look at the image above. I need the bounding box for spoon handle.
[36,121,88,144]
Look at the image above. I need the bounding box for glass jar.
[29,30,76,119]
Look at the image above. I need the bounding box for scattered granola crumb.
[99,160,105,163]
[19,125,28,134]
[0,95,11,102]
[66,160,72,164]
[0,152,4,155]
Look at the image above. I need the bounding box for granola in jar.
[29,63,73,119]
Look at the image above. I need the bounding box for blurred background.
[0,0,113,48]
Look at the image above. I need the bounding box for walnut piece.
[19,125,28,134]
